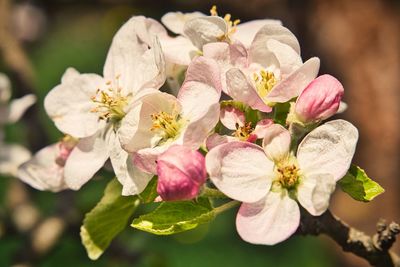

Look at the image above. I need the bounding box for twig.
[297,208,400,267]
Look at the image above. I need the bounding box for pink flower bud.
[156,145,207,201]
[295,74,344,123]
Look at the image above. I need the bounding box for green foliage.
[138,176,158,204]
[132,198,215,235]
[273,102,291,126]
[80,179,140,260]
[338,165,384,202]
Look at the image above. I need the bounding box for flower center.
[210,5,240,43]
[233,122,255,141]
[150,111,183,145]
[253,70,277,100]
[90,76,128,123]
[275,161,300,190]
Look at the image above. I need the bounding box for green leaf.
[273,102,291,126]
[338,165,385,202]
[81,179,140,260]
[131,199,215,235]
[138,176,158,204]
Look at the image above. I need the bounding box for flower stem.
[214,200,240,215]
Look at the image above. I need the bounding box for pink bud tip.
[156,145,207,201]
[295,74,344,123]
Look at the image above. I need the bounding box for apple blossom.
[44,16,165,194]
[203,24,320,113]
[118,56,221,174]
[206,120,358,245]
[156,145,206,201]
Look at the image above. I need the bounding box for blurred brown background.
[0,0,399,266]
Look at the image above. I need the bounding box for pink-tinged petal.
[266,57,320,103]
[157,145,206,201]
[7,94,36,123]
[118,92,181,153]
[226,68,272,112]
[236,191,300,245]
[161,11,205,35]
[206,141,273,203]
[133,145,168,174]
[17,143,66,192]
[178,57,222,121]
[267,39,302,76]
[252,119,273,139]
[63,130,110,190]
[234,19,282,48]
[297,173,336,216]
[159,35,198,66]
[295,74,344,123]
[103,17,166,94]
[251,23,301,56]
[220,106,245,130]
[297,119,358,182]
[262,124,291,162]
[183,16,227,49]
[108,131,153,195]
[44,68,105,138]
[205,133,235,151]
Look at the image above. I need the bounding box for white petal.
[206,141,273,203]
[178,57,221,121]
[267,39,302,76]
[220,106,245,130]
[297,119,359,181]
[44,69,105,138]
[236,191,300,245]
[251,23,301,56]
[252,119,273,139]
[262,124,291,162]
[103,17,166,93]
[205,133,235,151]
[17,143,66,192]
[226,68,272,112]
[0,143,31,177]
[161,11,205,35]
[266,57,320,103]
[109,131,153,195]
[8,94,36,123]
[297,173,336,216]
[183,16,227,49]
[234,19,282,48]
[337,101,348,114]
[159,35,198,66]
[64,130,110,190]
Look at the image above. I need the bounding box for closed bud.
[295,74,344,123]
[156,145,207,201]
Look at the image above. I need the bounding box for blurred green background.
[1,0,399,266]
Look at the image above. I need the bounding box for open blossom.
[206,106,273,150]
[293,74,344,124]
[203,23,320,113]
[0,73,36,176]
[117,56,221,174]
[158,8,281,67]
[44,16,166,194]
[18,136,78,192]
[157,145,206,201]
[206,120,358,244]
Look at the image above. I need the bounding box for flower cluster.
[18,8,360,245]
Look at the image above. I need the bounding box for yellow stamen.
[233,122,254,141]
[275,160,300,190]
[150,111,182,143]
[253,70,277,99]
[209,5,240,43]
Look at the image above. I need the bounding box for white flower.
[206,120,358,245]
[44,16,166,194]
[118,56,221,174]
